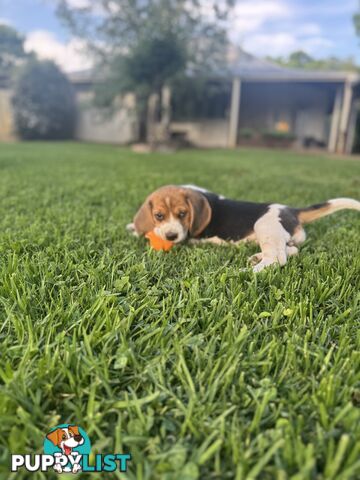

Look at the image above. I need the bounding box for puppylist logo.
[11,424,131,474]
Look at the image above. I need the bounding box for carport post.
[337,79,353,153]
[345,99,359,154]
[161,86,171,143]
[328,86,343,153]
[228,77,241,148]
[147,92,159,147]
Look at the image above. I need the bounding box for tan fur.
[68,426,80,437]
[46,429,61,446]
[298,204,332,223]
[133,185,211,241]
[133,195,155,235]
[291,226,306,245]
[185,188,212,236]
[298,198,360,224]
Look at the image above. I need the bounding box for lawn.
[0,142,359,480]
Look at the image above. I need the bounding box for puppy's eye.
[62,434,67,440]
[178,211,187,218]
[154,213,164,221]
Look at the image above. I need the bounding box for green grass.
[0,142,359,480]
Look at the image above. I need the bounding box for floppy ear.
[186,189,211,237]
[46,429,60,446]
[69,425,80,436]
[133,197,154,235]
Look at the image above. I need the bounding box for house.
[168,50,360,154]
[1,49,359,154]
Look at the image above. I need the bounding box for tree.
[287,51,313,68]
[267,50,359,72]
[354,8,360,37]
[12,60,76,140]
[57,0,235,142]
[0,25,29,74]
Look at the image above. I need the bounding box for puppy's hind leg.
[248,252,263,266]
[291,227,306,246]
[252,240,288,272]
[249,245,298,267]
[286,245,299,257]
[253,211,290,272]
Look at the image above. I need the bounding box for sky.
[0,0,359,72]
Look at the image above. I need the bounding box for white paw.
[252,259,277,273]
[188,238,201,245]
[126,223,138,236]
[286,245,299,256]
[53,463,63,473]
[248,252,263,266]
[72,464,82,474]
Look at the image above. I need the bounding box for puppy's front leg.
[126,223,139,236]
[189,236,227,246]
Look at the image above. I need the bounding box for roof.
[0,72,11,88]
[226,48,360,84]
[66,48,360,86]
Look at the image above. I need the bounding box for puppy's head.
[46,426,84,454]
[133,185,211,242]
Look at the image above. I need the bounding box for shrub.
[239,128,256,139]
[12,60,76,140]
[261,130,296,141]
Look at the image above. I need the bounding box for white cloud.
[234,0,291,19]
[24,30,93,72]
[60,0,92,7]
[243,32,334,58]
[54,0,108,14]
[296,23,322,36]
[243,33,297,57]
[229,1,335,58]
[230,0,292,37]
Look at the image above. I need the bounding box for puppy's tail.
[297,198,360,224]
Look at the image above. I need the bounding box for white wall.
[170,120,229,148]
[75,92,139,144]
[0,89,17,142]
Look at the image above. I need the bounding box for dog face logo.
[12,423,131,474]
[46,425,84,456]
[44,424,91,474]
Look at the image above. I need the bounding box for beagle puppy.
[46,425,84,473]
[127,185,360,272]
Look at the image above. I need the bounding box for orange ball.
[145,231,174,251]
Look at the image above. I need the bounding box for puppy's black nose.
[166,232,178,241]
[74,435,82,442]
